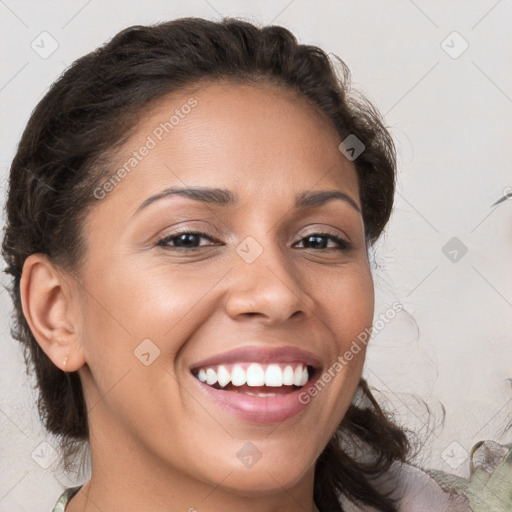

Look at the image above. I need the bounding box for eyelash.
[155,229,352,251]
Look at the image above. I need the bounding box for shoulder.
[50,485,82,512]
[427,441,512,512]
[340,441,512,512]
[386,462,472,511]
[340,463,471,512]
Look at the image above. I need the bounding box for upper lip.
[190,345,322,371]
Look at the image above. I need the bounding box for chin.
[219,466,312,497]
[197,448,315,497]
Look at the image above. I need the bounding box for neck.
[65,423,318,512]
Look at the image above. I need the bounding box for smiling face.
[69,81,374,503]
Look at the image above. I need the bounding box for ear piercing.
[63,356,69,368]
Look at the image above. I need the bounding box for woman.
[1,17,509,512]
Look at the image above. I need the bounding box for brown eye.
[294,233,351,251]
[156,231,220,249]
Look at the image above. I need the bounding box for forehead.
[96,81,359,212]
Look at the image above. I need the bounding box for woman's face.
[73,82,374,495]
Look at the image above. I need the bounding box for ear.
[19,253,86,372]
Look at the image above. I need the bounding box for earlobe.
[20,253,86,372]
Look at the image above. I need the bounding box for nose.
[224,242,314,325]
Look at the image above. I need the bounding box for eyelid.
[296,224,351,244]
[153,221,221,242]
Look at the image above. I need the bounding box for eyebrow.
[133,186,361,216]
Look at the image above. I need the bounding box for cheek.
[294,262,373,443]
[319,262,374,351]
[77,259,225,363]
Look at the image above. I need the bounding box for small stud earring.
[63,356,69,368]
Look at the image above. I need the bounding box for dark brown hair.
[1,17,408,512]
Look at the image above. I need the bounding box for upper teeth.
[195,363,309,388]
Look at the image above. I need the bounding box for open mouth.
[188,346,322,422]
[191,362,316,397]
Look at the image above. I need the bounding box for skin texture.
[20,82,375,512]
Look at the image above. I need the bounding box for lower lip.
[192,372,319,423]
